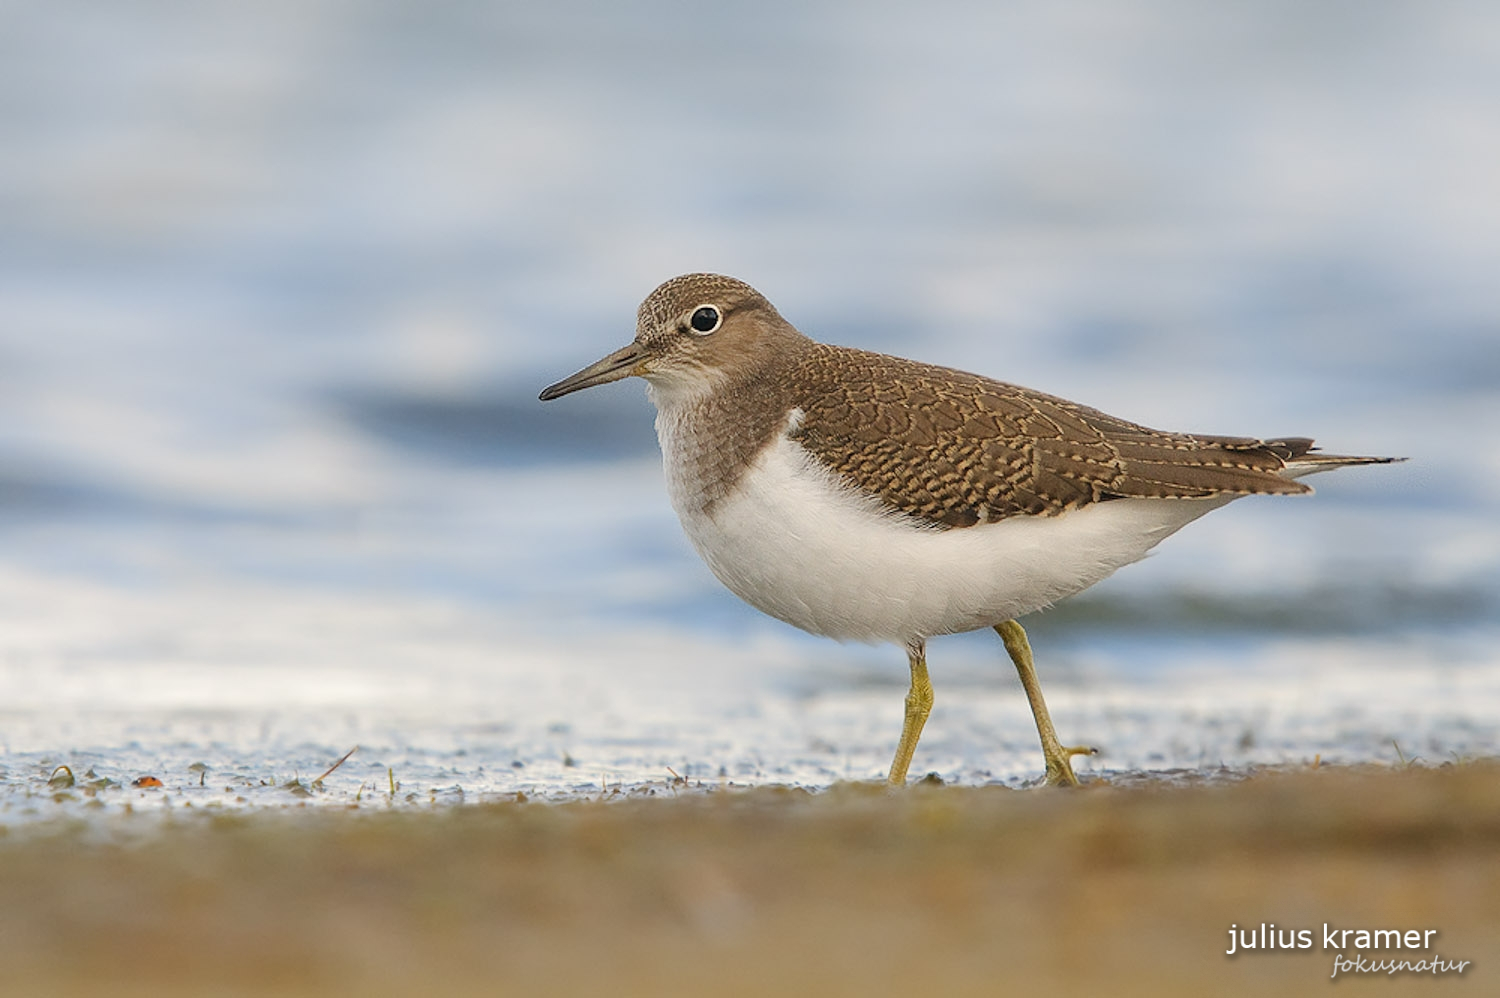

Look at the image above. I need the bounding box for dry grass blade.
[312,746,359,786]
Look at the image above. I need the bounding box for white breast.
[659,421,1235,644]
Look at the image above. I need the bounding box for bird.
[539,273,1397,786]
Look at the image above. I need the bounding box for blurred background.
[1,0,1497,815]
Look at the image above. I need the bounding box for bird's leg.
[995,619,1096,787]
[887,639,933,786]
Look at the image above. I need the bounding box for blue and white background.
[2,1,1497,817]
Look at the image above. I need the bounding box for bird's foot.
[1043,744,1098,787]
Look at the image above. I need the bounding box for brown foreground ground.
[2,763,1497,997]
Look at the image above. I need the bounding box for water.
[2,1,1498,824]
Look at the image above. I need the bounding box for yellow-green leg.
[887,639,933,786]
[995,619,1096,787]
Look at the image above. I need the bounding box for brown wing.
[788,345,1311,528]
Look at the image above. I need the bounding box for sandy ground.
[2,762,1496,997]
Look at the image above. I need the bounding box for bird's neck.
[650,346,811,518]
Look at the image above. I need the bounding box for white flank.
[665,429,1236,644]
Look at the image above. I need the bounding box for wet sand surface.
[4,762,1496,996]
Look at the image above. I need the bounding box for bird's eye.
[688,305,721,334]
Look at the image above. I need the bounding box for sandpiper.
[539,273,1396,786]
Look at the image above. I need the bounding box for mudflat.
[4,762,1496,997]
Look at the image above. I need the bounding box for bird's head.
[539,273,802,404]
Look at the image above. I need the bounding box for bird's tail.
[1281,446,1405,479]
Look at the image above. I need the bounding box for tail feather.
[1283,450,1405,480]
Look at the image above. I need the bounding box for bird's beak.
[538,342,648,401]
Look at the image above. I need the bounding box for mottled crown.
[637,273,771,336]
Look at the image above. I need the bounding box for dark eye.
[688,305,721,334]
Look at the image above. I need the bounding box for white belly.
[668,433,1234,644]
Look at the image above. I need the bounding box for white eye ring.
[687,304,722,335]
